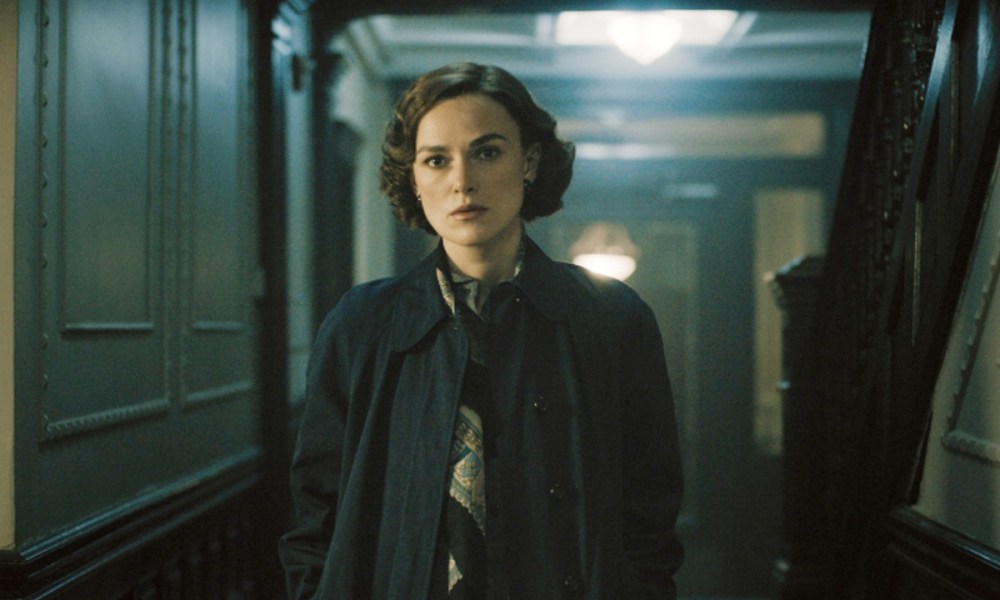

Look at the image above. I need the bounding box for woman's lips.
[450,205,487,220]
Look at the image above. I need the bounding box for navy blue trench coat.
[279,237,683,599]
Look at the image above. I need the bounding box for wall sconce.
[570,222,640,281]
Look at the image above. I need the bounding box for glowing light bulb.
[573,253,638,281]
[607,13,683,65]
[570,222,640,281]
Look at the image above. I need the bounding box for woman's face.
[412,94,539,257]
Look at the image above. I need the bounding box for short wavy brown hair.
[380,62,576,234]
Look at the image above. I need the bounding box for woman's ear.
[523,143,541,183]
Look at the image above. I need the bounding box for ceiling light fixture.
[555,10,738,66]
[607,13,683,65]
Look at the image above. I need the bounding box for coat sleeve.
[619,296,685,599]
[278,308,351,600]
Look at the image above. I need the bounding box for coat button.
[563,575,581,592]
[548,483,566,501]
[533,395,550,413]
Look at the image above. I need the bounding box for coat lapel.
[389,248,451,353]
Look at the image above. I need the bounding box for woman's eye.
[423,155,446,168]
[476,146,500,160]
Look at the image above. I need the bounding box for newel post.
[770,255,826,599]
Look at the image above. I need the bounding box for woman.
[279,62,683,599]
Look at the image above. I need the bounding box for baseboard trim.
[0,448,263,599]
[886,507,1000,599]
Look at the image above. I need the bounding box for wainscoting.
[0,452,267,599]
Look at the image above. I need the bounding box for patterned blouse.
[429,241,524,599]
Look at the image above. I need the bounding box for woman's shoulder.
[525,236,636,302]
[341,276,403,312]
[552,264,663,354]
[557,261,645,308]
[552,261,662,334]
[315,276,403,342]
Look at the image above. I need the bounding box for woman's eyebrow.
[415,132,510,155]
[469,132,509,147]
[415,144,446,155]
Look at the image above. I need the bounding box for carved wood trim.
[818,3,947,591]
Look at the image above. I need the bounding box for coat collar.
[389,236,571,352]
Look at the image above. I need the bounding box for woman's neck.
[443,228,522,291]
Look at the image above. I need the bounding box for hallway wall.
[915,147,1000,550]
[811,0,1000,596]
[1,0,271,596]
[330,23,397,285]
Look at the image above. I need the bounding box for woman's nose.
[450,159,475,194]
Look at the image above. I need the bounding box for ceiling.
[326,6,873,198]
[341,10,872,83]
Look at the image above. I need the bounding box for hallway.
[3,0,1000,598]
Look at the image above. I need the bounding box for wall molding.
[182,380,255,409]
[41,397,170,442]
[940,182,1000,463]
[941,430,1000,464]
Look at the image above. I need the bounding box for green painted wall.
[11,0,260,547]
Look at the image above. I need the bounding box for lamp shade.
[570,222,640,281]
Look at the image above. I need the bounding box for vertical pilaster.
[771,255,826,599]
